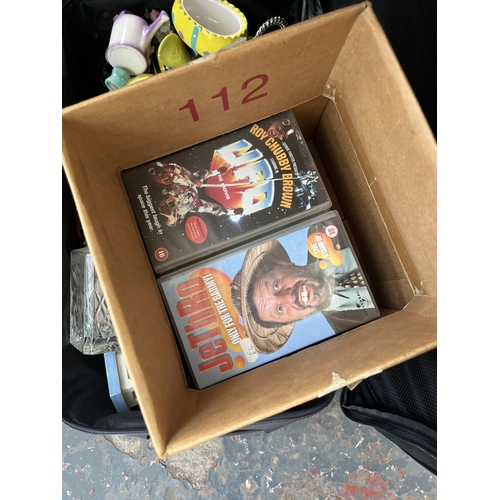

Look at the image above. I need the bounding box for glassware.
[70,246,120,355]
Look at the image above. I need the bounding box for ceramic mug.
[105,10,170,75]
[171,0,247,57]
[104,67,131,90]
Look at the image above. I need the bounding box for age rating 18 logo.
[155,247,169,261]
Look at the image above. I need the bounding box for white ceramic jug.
[105,10,169,75]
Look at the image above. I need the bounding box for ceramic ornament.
[171,0,247,57]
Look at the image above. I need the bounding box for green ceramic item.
[157,33,192,69]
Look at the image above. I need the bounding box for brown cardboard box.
[62,2,436,459]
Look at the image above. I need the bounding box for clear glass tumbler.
[70,246,120,355]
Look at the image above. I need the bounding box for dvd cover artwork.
[122,110,331,274]
[158,211,379,389]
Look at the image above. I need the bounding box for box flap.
[314,100,417,310]
[324,7,437,299]
[62,127,188,454]
[62,3,366,169]
[161,298,436,458]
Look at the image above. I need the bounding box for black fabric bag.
[62,0,436,454]
[340,349,437,475]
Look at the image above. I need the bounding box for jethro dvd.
[158,211,379,389]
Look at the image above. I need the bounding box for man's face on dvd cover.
[150,166,176,185]
[249,262,334,325]
[267,120,293,141]
[267,122,286,140]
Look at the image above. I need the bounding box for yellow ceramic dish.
[171,0,247,57]
[125,73,154,85]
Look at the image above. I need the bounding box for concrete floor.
[62,391,437,499]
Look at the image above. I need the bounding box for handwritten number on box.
[178,98,200,122]
[241,74,269,104]
[212,87,230,111]
[178,74,269,122]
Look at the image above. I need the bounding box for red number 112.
[178,74,269,122]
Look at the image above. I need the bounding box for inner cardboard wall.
[62,122,191,454]
[322,7,437,300]
[313,100,415,310]
[292,97,412,311]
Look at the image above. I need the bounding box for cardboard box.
[62,2,436,459]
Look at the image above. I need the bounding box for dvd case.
[122,110,331,274]
[158,211,379,389]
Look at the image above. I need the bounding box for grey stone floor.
[62,392,437,499]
